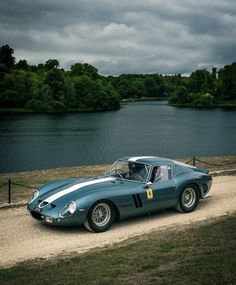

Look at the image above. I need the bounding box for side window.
[151,165,172,182]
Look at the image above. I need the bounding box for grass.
[0,156,236,206]
[0,213,235,285]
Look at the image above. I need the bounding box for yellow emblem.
[146,189,153,199]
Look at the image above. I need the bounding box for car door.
[143,165,176,211]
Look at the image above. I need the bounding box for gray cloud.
[0,0,235,75]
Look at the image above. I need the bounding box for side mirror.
[146,182,152,188]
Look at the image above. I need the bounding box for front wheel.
[83,201,115,233]
[175,184,199,213]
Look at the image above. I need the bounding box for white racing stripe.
[128,156,156,162]
[43,177,115,204]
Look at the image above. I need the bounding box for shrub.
[191,93,215,106]
[48,100,68,112]
[24,99,50,112]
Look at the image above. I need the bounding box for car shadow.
[36,198,211,234]
[36,208,176,234]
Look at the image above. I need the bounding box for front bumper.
[28,206,87,227]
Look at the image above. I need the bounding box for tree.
[45,59,59,70]
[190,93,215,106]
[189,69,215,94]
[145,78,158,97]
[0,44,15,71]
[44,69,66,100]
[70,63,99,79]
[169,86,189,105]
[131,80,147,98]
[218,63,236,100]
[112,76,132,99]
[212,67,217,80]
[73,75,120,110]
[15,59,29,70]
[0,72,23,108]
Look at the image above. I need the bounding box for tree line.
[0,44,235,112]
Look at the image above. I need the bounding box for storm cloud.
[0,0,235,75]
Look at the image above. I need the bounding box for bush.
[24,99,50,112]
[25,99,68,112]
[48,100,68,112]
[169,89,216,107]
[0,90,22,108]
[190,93,215,106]
[169,86,189,104]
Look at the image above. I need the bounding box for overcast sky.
[0,0,235,75]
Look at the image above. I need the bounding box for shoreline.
[1,98,236,114]
[169,102,236,108]
[1,155,236,177]
[0,153,236,174]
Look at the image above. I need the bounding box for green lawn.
[0,213,235,285]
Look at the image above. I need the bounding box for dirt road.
[0,175,235,268]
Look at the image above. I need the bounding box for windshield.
[105,160,151,182]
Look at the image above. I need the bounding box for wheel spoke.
[182,188,196,208]
[92,203,111,227]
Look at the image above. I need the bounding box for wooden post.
[193,156,196,166]
[8,179,11,204]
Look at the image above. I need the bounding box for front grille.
[31,211,44,220]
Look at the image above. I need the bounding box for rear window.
[173,165,192,176]
[150,165,172,182]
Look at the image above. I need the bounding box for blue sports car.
[27,156,212,232]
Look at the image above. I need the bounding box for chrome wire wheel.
[182,188,196,208]
[92,203,111,227]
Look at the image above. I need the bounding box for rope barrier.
[185,159,193,164]
[195,158,236,167]
[0,183,8,190]
[1,157,236,206]
[11,182,36,189]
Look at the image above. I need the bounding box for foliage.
[110,74,170,99]
[189,69,216,94]
[0,45,120,112]
[169,86,189,105]
[218,63,236,100]
[70,63,99,79]
[0,44,235,111]
[169,63,236,106]
[73,75,120,111]
[0,44,15,71]
[189,93,215,106]
[24,99,50,112]
[45,59,59,70]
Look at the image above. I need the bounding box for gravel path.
[0,175,235,268]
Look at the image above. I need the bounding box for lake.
[0,101,236,173]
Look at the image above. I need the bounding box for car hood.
[35,176,120,207]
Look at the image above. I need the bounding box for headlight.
[59,201,76,218]
[30,190,39,203]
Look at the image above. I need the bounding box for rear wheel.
[83,201,115,233]
[175,184,199,213]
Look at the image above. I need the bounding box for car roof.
[120,156,175,166]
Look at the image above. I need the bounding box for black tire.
[83,201,115,233]
[175,184,200,213]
